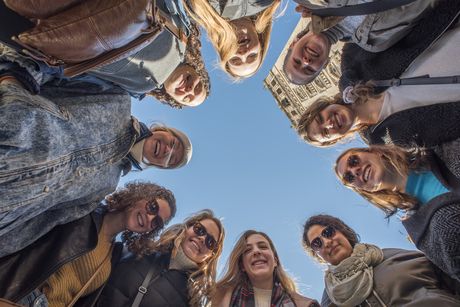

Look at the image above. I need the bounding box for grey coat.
[208,0,274,20]
[295,0,438,52]
[0,82,139,257]
[321,248,460,307]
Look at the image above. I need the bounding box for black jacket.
[0,208,122,307]
[97,252,190,307]
[402,150,460,284]
[360,101,460,148]
[339,0,460,91]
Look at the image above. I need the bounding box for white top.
[378,20,460,122]
[253,287,272,307]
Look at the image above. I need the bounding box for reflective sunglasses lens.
[151,216,164,230]
[193,223,206,236]
[343,171,355,184]
[323,226,335,239]
[348,155,360,167]
[147,200,159,215]
[311,237,322,251]
[205,236,217,251]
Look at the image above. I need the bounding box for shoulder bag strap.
[373,74,460,87]
[312,0,418,17]
[131,266,161,307]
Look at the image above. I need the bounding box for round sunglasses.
[146,199,165,231]
[310,225,336,251]
[192,222,218,252]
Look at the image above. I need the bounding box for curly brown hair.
[147,22,210,108]
[105,181,176,255]
[302,215,360,263]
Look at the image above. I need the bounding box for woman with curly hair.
[296,18,460,147]
[183,0,281,78]
[97,209,225,307]
[335,144,460,282]
[303,214,460,307]
[0,181,176,307]
[213,230,318,307]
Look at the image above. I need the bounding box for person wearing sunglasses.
[0,181,176,307]
[0,70,192,258]
[303,214,460,307]
[213,230,318,307]
[97,209,224,307]
[335,144,460,283]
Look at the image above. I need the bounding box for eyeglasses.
[146,199,164,230]
[342,154,360,184]
[193,222,218,252]
[310,226,336,251]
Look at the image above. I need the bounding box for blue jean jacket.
[0,81,140,257]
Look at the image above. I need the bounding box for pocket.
[0,83,70,120]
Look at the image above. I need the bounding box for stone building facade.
[264,18,343,128]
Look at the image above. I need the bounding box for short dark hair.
[302,214,360,262]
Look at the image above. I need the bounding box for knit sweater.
[339,0,460,91]
[42,225,113,306]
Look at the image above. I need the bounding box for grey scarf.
[325,243,384,306]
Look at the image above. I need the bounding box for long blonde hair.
[183,0,280,78]
[335,145,428,216]
[147,209,225,307]
[214,230,297,303]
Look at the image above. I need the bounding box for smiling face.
[124,198,171,233]
[227,18,261,77]
[306,225,353,265]
[181,218,220,264]
[241,234,277,284]
[306,104,355,144]
[143,130,185,168]
[163,63,206,107]
[284,32,331,85]
[336,150,391,192]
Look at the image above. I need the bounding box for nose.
[322,237,332,248]
[302,53,311,66]
[351,166,362,178]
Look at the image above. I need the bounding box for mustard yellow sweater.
[42,227,113,307]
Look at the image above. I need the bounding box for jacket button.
[43,186,50,193]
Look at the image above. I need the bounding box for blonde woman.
[97,209,225,307]
[183,0,280,78]
[335,145,460,283]
[214,230,318,306]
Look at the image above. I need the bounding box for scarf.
[230,280,295,307]
[325,243,384,307]
[169,245,199,271]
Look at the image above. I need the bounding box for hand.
[295,5,312,18]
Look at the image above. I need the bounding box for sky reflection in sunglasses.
[193,222,217,251]
[310,226,336,251]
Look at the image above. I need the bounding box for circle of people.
[0,0,459,306]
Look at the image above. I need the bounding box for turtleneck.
[169,245,199,271]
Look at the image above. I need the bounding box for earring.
[342,86,357,104]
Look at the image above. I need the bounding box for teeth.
[137,213,144,227]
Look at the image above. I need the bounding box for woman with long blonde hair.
[335,144,460,283]
[183,0,281,78]
[213,230,318,306]
[97,209,225,307]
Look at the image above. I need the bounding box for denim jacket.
[295,0,438,52]
[0,82,140,257]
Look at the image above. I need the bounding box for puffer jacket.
[207,0,274,20]
[321,248,460,307]
[294,0,437,52]
[0,81,140,257]
[0,208,123,307]
[97,252,190,307]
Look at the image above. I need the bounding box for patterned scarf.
[230,280,295,307]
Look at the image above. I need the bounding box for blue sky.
[119,4,414,300]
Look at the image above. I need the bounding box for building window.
[271,80,276,86]
[291,110,298,116]
[281,98,290,107]
[276,88,282,95]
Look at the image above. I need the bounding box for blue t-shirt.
[405,171,449,205]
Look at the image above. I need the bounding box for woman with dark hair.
[214,230,318,307]
[296,18,460,148]
[0,181,176,307]
[335,144,460,283]
[97,209,225,307]
[303,214,460,307]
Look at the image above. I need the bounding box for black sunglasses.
[193,222,218,252]
[146,199,164,231]
[310,226,336,251]
[343,154,360,184]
